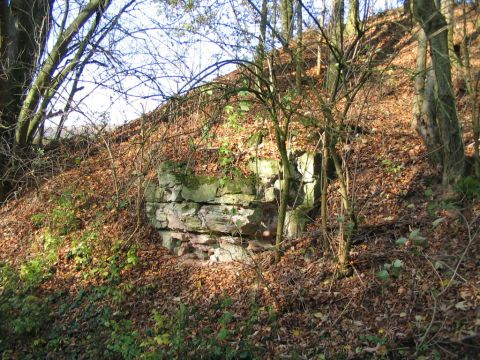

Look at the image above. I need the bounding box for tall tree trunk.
[346,0,360,36]
[255,0,268,66]
[414,0,465,186]
[331,147,357,275]
[412,30,443,165]
[272,117,292,263]
[461,18,480,177]
[14,0,110,150]
[254,0,267,91]
[404,0,411,16]
[441,0,458,66]
[295,0,303,93]
[412,29,427,130]
[0,0,52,200]
[326,0,344,95]
[280,0,293,45]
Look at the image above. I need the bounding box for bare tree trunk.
[414,0,465,186]
[412,29,443,165]
[441,0,458,66]
[461,14,480,176]
[331,147,357,275]
[320,131,330,252]
[14,0,110,149]
[404,0,411,16]
[295,0,303,93]
[280,0,293,45]
[412,29,427,131]
[346,0,360,36]
[0,0,53,200]
[326,0,344,94]
[255,0,268,66]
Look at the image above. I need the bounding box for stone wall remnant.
[145,153,321,262]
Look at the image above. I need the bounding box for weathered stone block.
[181,175,218,202]
[263,186,276,202]
[197,204,277,236]
[198,205,254,234]
[214,193,256,206]
[209,240,249,262]
[296,152,322,183]
[158,230,180,252]
[285,205,311,238]
[157,171,184,188]
[147,156,322,262]
[303,181,321,208]
[145,183,183,202]
[146,203,168,228]
[248,159,279,182]
[274,178,305,207]
[163,202,202,231]
[217,176,255,196]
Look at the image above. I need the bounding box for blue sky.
[47,0,402,133]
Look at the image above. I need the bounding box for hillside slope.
[1,7,479,359]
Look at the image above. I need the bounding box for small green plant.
[382,158,402,174]
[126,245,140,270]
[19,231,62,287]
[456,176,480,200]
[87,243,140,284]
[31,213,47,227]
[224,94,249,131]
[376,259,404,282]
[19,258,49,287]
[52,204,79,235]
[218,139,234,168]
[10,295,48,335]
[104,319,142,359]
[396,228,428,248]
[67,231,96,268]
[217,139,242,182]
[0,262,50,348]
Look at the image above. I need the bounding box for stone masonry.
[145,152,321,262]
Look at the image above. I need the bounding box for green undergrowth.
[1,187,271,359]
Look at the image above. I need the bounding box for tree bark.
[441,0,458,66]
[14,0,111,149]
[412,29,443,165]
[280,0,293,45]
[326,0,344,95]
[414,0,465,186]
[295,0,303,93]
[462,33,480,177]
[346,0,360,36]
[0,0,52,200]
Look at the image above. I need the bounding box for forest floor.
[1,6,480,360]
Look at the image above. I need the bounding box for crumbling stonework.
[145,153,321,262]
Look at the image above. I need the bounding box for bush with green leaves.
[132,298,263,360]
[0,262,50,350]
[51,190,81,235]
[104,319,142,360]
[456,176,480,200]
[67,231,96,268]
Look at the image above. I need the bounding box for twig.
[416,290,437,352]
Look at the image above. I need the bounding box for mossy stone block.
[181,175,218,202]
[217,176,255,196]
[248,159,279,180]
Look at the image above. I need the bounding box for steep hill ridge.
[0,6,479,359]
